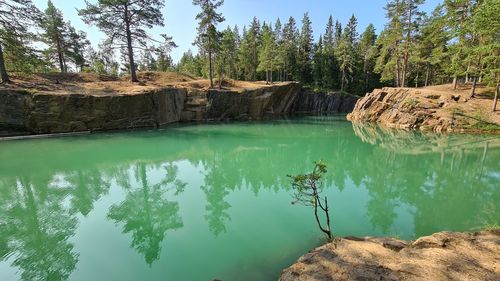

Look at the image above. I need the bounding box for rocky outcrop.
[280,229,500,281]
[0,83,309,136]
[181,82,303,121]
[347,87,500,133]
[0,82,359,136]
[292,90,358,113]
[0,88,186,136]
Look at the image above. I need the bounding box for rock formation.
[280,229,500,281]
[292,90,358,114]
[0,82,356,136]
[347,87,500,133]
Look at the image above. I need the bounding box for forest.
[0,0,498,95]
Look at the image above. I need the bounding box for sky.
[32,0,443,63]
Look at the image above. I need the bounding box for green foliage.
[216,27,238,86]
[42,0,90,72]
[257,23,278,83]
[193,0,225,88]
[78,0,174,82]
[0,0,42,82]
[288,161,332,240]
[297,13,314,84]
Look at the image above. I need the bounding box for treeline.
[0,0,498,97]
[181,0,499,95]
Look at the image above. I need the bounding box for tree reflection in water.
[108,162,185,265]
[0,175,78,281]
[0,118,498,280]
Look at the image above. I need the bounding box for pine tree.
[415,5,448,87]
[336,15,358,91]
[248,17,261,80]
[322,15,339,89]
[232,25,241,79]
[42,0,67,72]
[192,0,225,88]
[156,50,173,72]
[312,36,325,88]
[297,13,313,84]
[375,0,406,86]
[444,0,482,89]
[238,26,253,80]
[469,0,500,108]
[65,25,90,72]
[334,20,342,47]
[79,0,173,82]
[274,18,285,81]
[0,0,41,83]
[257,23,277,84]
[216,27,237,87]
[357,24,378,92]
[282,16,298,81]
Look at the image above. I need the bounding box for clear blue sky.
[32,0,442,63]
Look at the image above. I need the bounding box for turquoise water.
[0,116,498,281]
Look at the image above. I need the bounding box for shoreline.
[280,229,500,281]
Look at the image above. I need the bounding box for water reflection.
[0,176,78,281]
[108,162,185,265]
[0,118,498,280]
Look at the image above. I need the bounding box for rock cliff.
[347,87,500,133]
[0,88,186,135]
[1,82,354,136]
[292,90,358,113]
[280,229,500,281]
[181,83,303,121]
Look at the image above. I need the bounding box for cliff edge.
[347,85,500,133]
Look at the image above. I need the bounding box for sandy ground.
[417,83,500,126]
[0,71,286,95]
[280,229,500,281]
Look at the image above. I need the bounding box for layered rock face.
[292,90,358,113]
[280,229,500,281]
[181,82,303,121]
[348,88,453,132]
[1,82,353,136]
[347,87,500,133]
[0,88,186,135]
[0,82,358,136]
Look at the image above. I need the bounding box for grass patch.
[404,98,419,107]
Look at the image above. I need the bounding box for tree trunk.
[124,6,138,83]
[469,77,477,99]
[0,43,10,83]
[208,50,214,88]
[396,55,401,87]
[56,39,65,73]
[492,82,499,112]
[425,64,430,87]
[270,61,273,84]
[341,69,345,91]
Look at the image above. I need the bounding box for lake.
[0,116,498,281]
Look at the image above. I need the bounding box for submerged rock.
[279,229,500,281]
